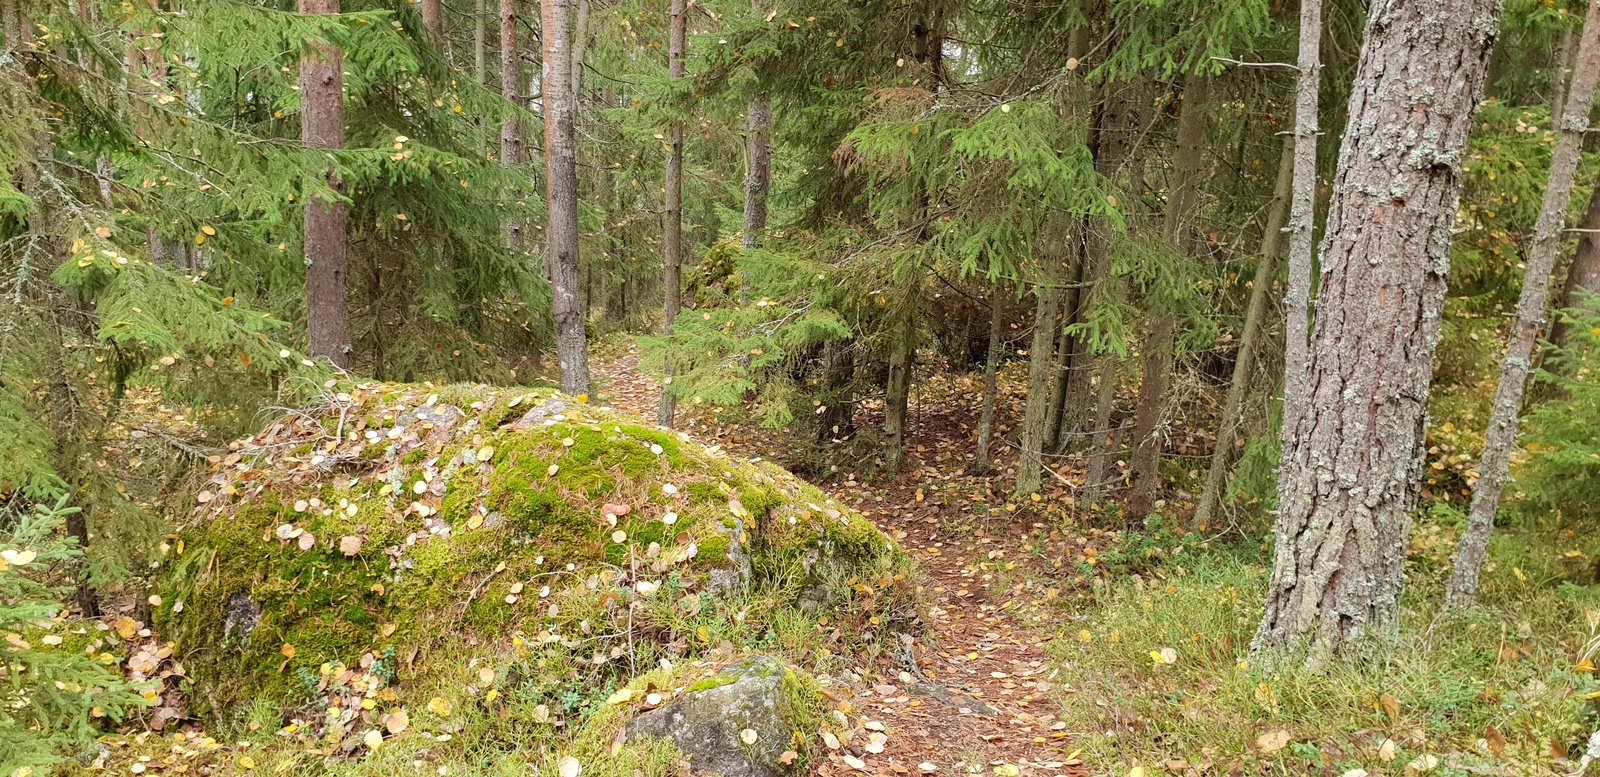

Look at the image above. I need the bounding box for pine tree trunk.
[744,97,772,248]
[658,0,685,428]
[1083,359,1122,507]
[542,0,591,395]
[1256,0,1502,656]
[475,0,486,84]
[976,286,1007,472]
[300,0,351,369]
[1448,0,1600,609]
[1127,75,1209,518]
[1553,25,1576,125]
[1279,0,1324,455]
[1016,274,1064,495]
[1548,173,1600,352]
[818,341,856,442]
[1196,136,1295,529]
[1043,298,1073,451]
[421,0,441,34]
[572,0,589,104]
[500,0,523,251]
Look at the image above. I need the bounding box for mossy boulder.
[625,656,818,777]
[153,383,901,721]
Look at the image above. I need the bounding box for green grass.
[1048,528,1600,776]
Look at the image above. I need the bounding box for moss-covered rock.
[154,383,901,725]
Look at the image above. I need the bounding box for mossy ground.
[116,381,906,775]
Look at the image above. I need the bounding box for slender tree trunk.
[572,0,588,104]
[1016,268,1064,495]
[1448,0,1600,609]
[1553,25,1577,125]
[1548,170,1600,352]
[1043,296,1074,451]
[300,0,351,369]
[421,0,441,34]
[1127,75,1209,518]
[1082,359,1122,507]
[475,0,486,84]
[543,0,591,395]
[976,286,1007,472]
[1279,0,1324,458]
[1255,0,1502,656]
[500,0,523,251]
[744,97,772,248]
[658,0,685,427]
[818,341,856,442]
[884,288,917,468]
[1196,136,1296,529]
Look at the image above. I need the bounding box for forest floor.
[594,345,1102,777]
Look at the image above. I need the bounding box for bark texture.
[743,97,773,248]
[658,0,686,428]
[300,0,351,369]
[1127,75,1209,519]
[421,0,441,34]
[543,0,592,395]
[1256,0,1503,656]
[1279,0,1324,452]
[500,0,523,251]
[976,288,1007,472]
[1016,272,1064,495]
[884,287,918,468]
[475,0,486,84]
[1196,137,1295,529]
[1447,0,1600,609]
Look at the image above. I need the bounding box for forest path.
[593,347,1089,777]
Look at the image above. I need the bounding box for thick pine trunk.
[1256,0,1502,656]
[976,287,1007,472]
[1447,0,1600,608]
[1127,75,1209,518]
[300,0,351,369]
[500,0,523,251]
[543,0,592,395]
[658,0,685,427]
[1196,136,1296,528]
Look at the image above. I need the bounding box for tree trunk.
[1553,24,1576,125]
[1196,136,1296,529]
[1548,172,1600,351]
[301,0,351,369]
[1082,359,1122,507]
[500,0,523,251]
[1447,0,1600,609]
[884,290,917,468]
[1279,0,1324,455]
[1127,75,1209,518]
[744,97,773,248]
[1043,294,1074,451]
[658,0,685,427]
[421,0,441,34]
[818,341,857,442]
[475,0,487,84]
[1255,0,1502,656]
[1016,272,1064,495]
[976,286,1007,472]
[542,0,592,395]
[572,0,589,104]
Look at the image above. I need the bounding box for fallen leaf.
[865,732,888,753]
[1405,754,1439,773]
[1378,738,1398,763]
[1485,725,1506,757]
[385,709,409,734]
[779,751,798,765]
[558,755,582,777]
[740,728,759,745]
[919,763,939,774]
[280,643,296,659]
[842,755,867,771]
[993,765,1020,777]
[1255,729,1291,753]
[297,532,316,551]
[822,730,841,749]
[427,697,453,717]
[364,729,383,750]
[340,536,363,556]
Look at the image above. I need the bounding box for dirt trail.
[594,348,1085,777]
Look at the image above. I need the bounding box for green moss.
[359,442,388,459]
[685,674,738,693]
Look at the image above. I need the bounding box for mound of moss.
[154,383,902,731]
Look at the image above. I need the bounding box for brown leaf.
[1255,729,1291,754]
[779,751,798,766]
[297,532,316,551]
[1379,693,1400,721]
[1485,725,1506,758]
[340,535,363,556]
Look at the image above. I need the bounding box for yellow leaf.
[558,755,582,777]
[363,729,383,750]
[280,643,296,659]
[993,765,1020,777]
[238,756,256,770]
[201,225,217,236]
[427,697,453,717]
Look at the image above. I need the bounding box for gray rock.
[626,656,808,777]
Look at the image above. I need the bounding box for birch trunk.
[1447,0,1600,609]
[543,0,592,395]
[1195,136,1295,529]
[1255,0,1503,656]
[500,0,523,251]
[977,287,1007,472]
[300,0,351,369]
[658,0,685,427]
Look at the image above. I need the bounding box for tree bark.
[743,96,772,248]
[1082,358,1122,507]
[500,0,523,251]
[1447,0,1600,609]
[300,0,351,369]
[817,341,856,442]
[1127,75,1209,519]
[542,0,592,395]
[976,286,1007,472]
[475,0,486,84]
[572,0,589,105]
[884,288,917,468]
[658,0,685,427]
[421,0,441,34]
[1196,136,1296,529]
[1548,172,1600,352]
[1255,0,1502,656]
[1553,24,1576,126]
[1279,0,1324,456]
[1015,270,1064,495]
